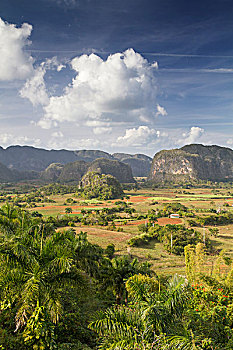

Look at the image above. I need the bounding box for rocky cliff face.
[149,144,233,183]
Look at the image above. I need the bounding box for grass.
[2,186,233,276]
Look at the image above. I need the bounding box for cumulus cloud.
[38,49,158,129]
[20,65,49,106]
[178,126,204,145]
[0,133,41,147]
[20,57,61,106]
[0,18,33,81]
[115,125,158,147]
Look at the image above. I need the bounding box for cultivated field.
[1,185,233,276]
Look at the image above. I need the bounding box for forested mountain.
[87,158,135,183]
[149,144,233,183]
[113,153,152,177]
[0,146,149,177]
[0,162,18,182]
[41,158,135,183]
[0,144,233,183]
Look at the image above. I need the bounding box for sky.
[0,0,233,156]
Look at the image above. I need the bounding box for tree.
[89,274,195,350]
[0,207,86,349]
[99,255,151,304]
[65,207,72,214]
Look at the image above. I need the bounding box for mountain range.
[0,144,232,184]
[0,146,152,178]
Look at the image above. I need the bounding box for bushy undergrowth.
[128,224,212,255]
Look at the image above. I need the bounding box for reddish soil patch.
[156,218,182,225]
[111,196,150,204]
[157,218,182,226]
[119,217,182,227]
[74,227,131,242]
[116,219,147,226]
[37,205,104,210]
[128,196,151,203]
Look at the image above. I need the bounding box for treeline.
[128,223,212,255]
[188,212,233,226]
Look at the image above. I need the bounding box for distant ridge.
[149,144,233,183]
[113,153,152,177]
[0,144,232,184]
[0,145,151,177]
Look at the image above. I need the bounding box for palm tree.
[0,207,85,349]
[99,255,151,304]
[89,274,201,350]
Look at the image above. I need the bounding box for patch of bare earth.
[122,217,182,227]
[74,227,131,242]
[156,218,182,225]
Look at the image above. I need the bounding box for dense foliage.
[128,223,212,255]
[188,212,233,226]
[90,246,233,349]
[0,203,232,350]
[79,172,124,200]
[0,204,150,349]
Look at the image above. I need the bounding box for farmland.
[1,182,233,349]
[1,184,233,276]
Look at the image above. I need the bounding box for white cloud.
[20,65,49,106]
[152,62,159,69]
[178,126,204,145]
[0,18,33,81]
[57,64,66,72]
[227,138,233,145]
[47,136,108,150]
[20,57,61,106]
[155,104,167,117]
[37,119,54,129]
[115,125,157,147]
[39,49,159,129]
[0,133,41,147]
[51,131,64,138]
[93,127,112,135]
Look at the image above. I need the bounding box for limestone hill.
[41,158,135,184]
[79,171,124,200]
[87,158,135,183]
[149,144,233,183]
[0,146,148,177]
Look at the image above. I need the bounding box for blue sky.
[0,0,232,156]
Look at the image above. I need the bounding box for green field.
[1,185,232,276]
